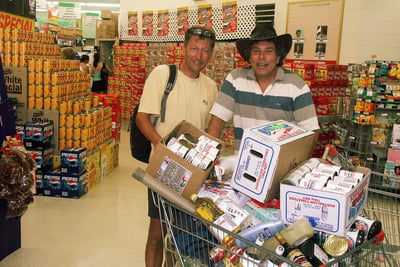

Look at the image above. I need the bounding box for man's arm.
[136,112,163,147]
[207,115,224,139]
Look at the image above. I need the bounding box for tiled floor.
[0,125,149,267]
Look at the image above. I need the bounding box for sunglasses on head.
[187,27,215,39]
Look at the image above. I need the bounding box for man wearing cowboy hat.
[207,23,319,153]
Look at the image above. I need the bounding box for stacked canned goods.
[282,158,365,194]
[166,133,221,170]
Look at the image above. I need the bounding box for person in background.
[90,53,112,94]
[207,23,320,155]
[136,25,217,267]
[79,55,90,73]
[61,47,76,60]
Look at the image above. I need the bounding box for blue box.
[60,172,88,199]
[24,121,53,149]
[61,147,87,176]
[27,147,53,172]
[35,171,44,196]
[43,169,62,197]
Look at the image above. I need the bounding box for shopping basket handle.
[132,167,196,214]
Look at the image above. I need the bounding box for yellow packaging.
[28,96,36,109]
[66,139,74,148]
[43,84,51,97]
[52,97,60,110]
[73,101,81,114]
[35,72,43,85]
[66,114,74,128]
[59,138,66,151]
[12,55,19,67]
[60,101,67,115]
[12,41,19,55]
[43,60,51,72]
[59,114,66,127]
[43,72,51,85]
[66,127,74,140]
[3,54,11,67]
[44,97,52,110]
[36,59,43,72]
[67,100,73,114]
[4,41,12,54]
[35,97,43,109]
[19,54,27,67]
[81,128,89,141]
[74,128,81,141]
[83,113,91,128]
[74,140,81,148]
[74,114,82,128]
[28,84,35,96]
[84,98,91,112]
[51,72,58,85]
[59,126,66,139]
[35,84,43,97]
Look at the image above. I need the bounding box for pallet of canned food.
[132,121,388,266]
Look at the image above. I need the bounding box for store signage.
[85,12,98,28]
[0,11,34,30]
[58,3,81,20]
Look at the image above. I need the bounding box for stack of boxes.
[0,28,58,68]
[96,10,119,39]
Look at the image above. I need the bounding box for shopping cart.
[156,194,385,267]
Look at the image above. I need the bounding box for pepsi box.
[24,121,53,149]
[61,147,87,176]
[27,147,54,171]
[43,169,62,197]
[15,121,25,141]
[60,172,88,199]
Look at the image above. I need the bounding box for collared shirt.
[210,66,319,150]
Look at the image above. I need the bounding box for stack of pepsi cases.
[23,120,54,172]
[59,147,88,198]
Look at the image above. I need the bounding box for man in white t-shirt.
[136,25,217,267]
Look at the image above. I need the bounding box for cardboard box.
[231,120,315,203]
[96,20,116,39]
[60,172,88,199]
[101,10,113,20]
[280,164,371,236]
[146,120,223,200]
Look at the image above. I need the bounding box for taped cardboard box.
[146,120,223,201]
[280,162,370,236]
[231,120,315,203]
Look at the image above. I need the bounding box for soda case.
[43,169,62,197]
[23,121,53,149]
[60,147,87,176]
[60,172,88,199]
[26,146,54,172]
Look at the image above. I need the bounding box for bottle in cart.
[190,194,224,222]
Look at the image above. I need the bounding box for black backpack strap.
[160,64,177,123]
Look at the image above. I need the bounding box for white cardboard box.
[280,165,371,236]
[231,120,315,203]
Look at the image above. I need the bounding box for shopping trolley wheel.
[374,231,385,244]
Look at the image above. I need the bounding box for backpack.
[129,64,177,163]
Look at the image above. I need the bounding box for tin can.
[305,172,330,184]
[198,156,212,170]
[287,248,313,266]
[191,152,204,168]
[209,246,225,263]
[323,235,348,257]
[345,228,365,249]
[74,128,81,141]
[281,172,303,186]
[35,97,43,109]
[43,97,51,110]
[352,215,382,240]
[176,144,189,158]
[51,97,60,110]
[326,180,353,193]
[59,139,66,151]
[338,170,363,181]
[333,176,359,187]
[298,177,325,190]
[28,84,35,96]
[59,126,66,139]
[228,246,246,264]
[199,135,221,149]
[66,139,74,148]
[66,127,74,140]
[184,148,198,163]
[66,114,74,128]
[311,168,336,179]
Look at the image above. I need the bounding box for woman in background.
[90,53,112,94]
[80,55,90,73]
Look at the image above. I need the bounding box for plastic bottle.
[235,219,285,248]
[214,193,253,229]
[190,194,224,222]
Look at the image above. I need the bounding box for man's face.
[249,41,280,80]
[182,35,213,78]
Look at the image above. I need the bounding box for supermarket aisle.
[0,124,149,267]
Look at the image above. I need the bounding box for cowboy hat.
[236,23,292,63]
